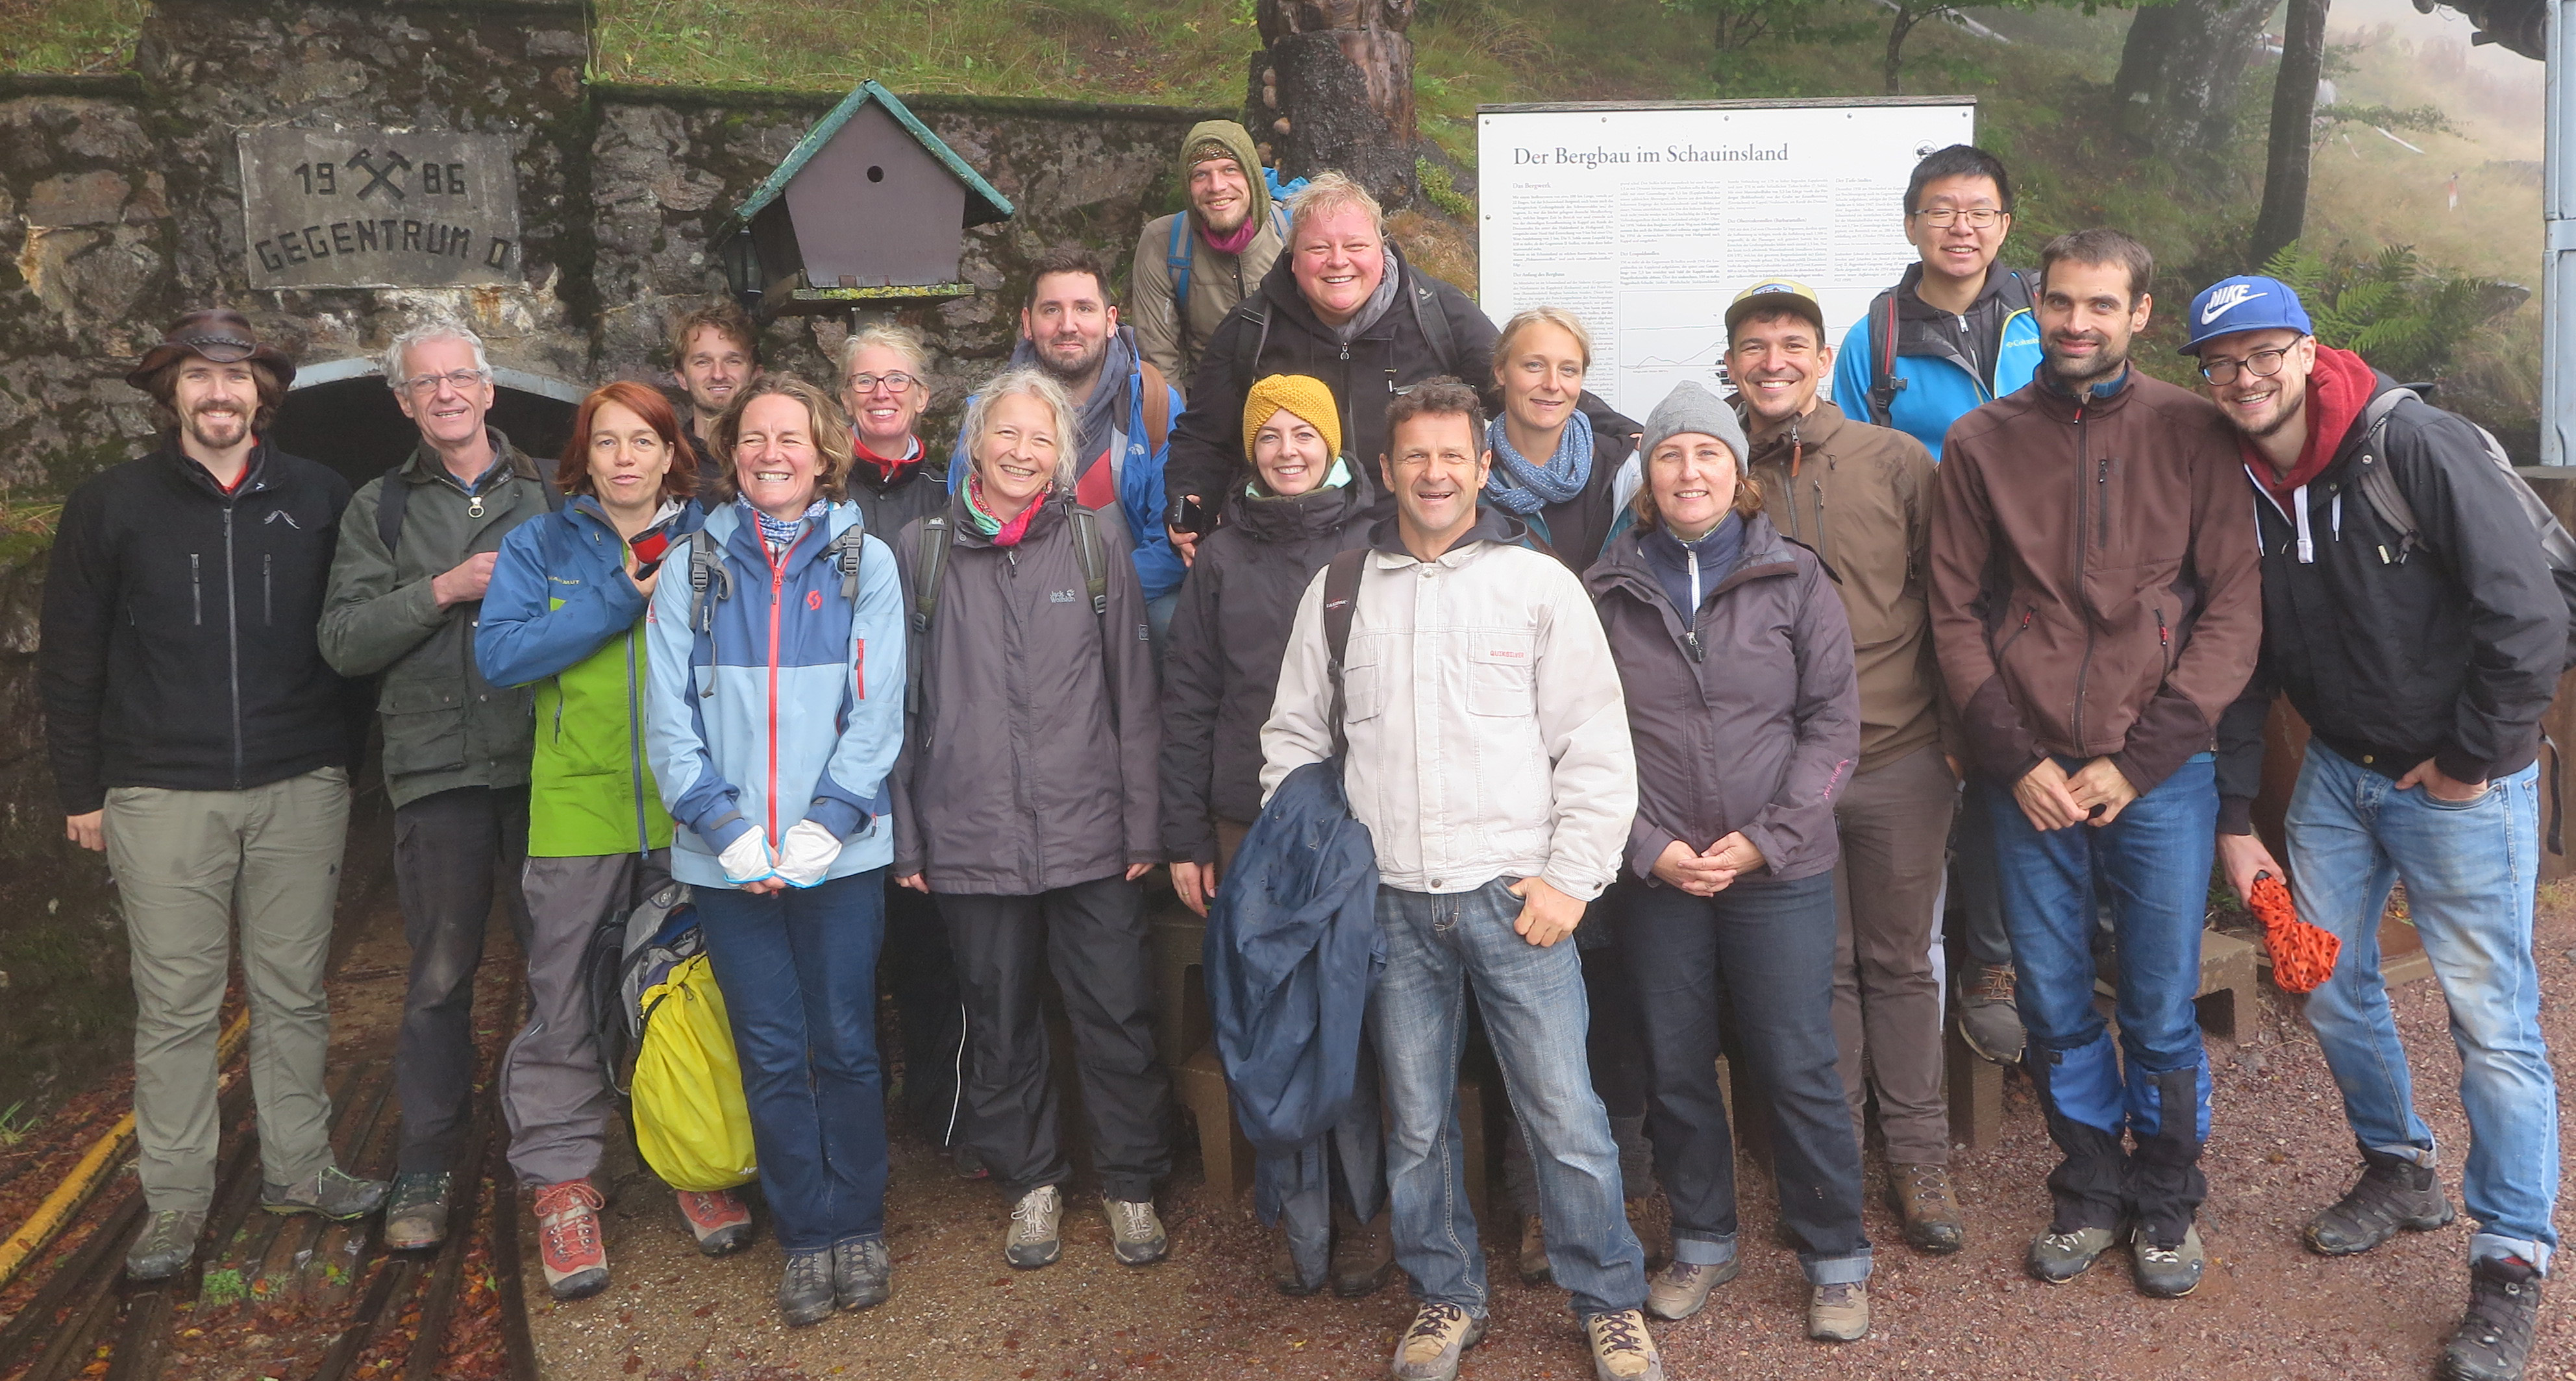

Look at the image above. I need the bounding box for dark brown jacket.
[1587,512,1859,885]
[1927,365,2261,794]
[1746,398,1951,774]
[889,490,1159,894]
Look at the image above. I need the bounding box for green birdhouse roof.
[736,80,1014,226]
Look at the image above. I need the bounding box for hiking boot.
[125,1208,204,1282]
[1584,1308,1664,1380]
[2131,1223,2205,1299]
[1627,1195,1670,1271]
[1956,962,2025,1064]
[777,1249,834,1328]
[1888,1162,1965,1254]
[954,1144,987,1179]
[1106,1197,1167,1265]
[1005,1185,1061,1269]
[676,1188,753,1256]
[1331,1205,1394,1297]
[1517,1212,1551,1286]
[531,1179,609,1301]
[2439,1255,2545,1381]
[1272,1233,1324,1295]
[1808,1280,1871,1342]
[382,1171,452,1251]
[2307,1153,2455,1256]
[1390,1302,1485,1381]
[832,1238,889,1311]
[2027,1225,2119,1283]
[1644,1256,1738,1321]
[262,1166,389,1221]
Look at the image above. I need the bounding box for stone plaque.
[237,126,521,289]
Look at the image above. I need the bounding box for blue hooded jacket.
[643,500,906,890]
[1831,263,2042,460]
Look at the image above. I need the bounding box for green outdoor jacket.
[318,430,555,809]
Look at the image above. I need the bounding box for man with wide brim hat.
[44,309,385,1284]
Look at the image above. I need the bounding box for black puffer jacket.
[1166,243,1498,530]
[2214,371,2566,831]
[42,439,358,812]
[1158,469,1376,862]
[1587,511,1859,885]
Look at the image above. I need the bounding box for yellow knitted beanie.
[1241,373,1342,466]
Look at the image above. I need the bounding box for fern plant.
[2260,241,2515,383]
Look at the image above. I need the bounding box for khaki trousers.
[106,768,350,1210]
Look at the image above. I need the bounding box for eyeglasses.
[1911,207,2006,230]
[2197,345,2298,386]
[846,372,919,395]
[398,369,489,396]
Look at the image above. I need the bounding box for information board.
[238,126,523,290]
[1477,99,1975,419]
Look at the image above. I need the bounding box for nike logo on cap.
[2199,284,2264,324]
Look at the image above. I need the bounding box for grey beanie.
[1639,379,1748,465]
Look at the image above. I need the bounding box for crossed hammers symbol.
[345,147,412,202]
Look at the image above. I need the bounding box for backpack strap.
[2351,387,2430,563]
[1071,506,1109,618]
[376,474,410,559]
[906,515,950,727]
[1167,214,1196,356]
[823,519,869,602]
[685,528,732,634]
[1321,547,1368,757]
[1137,361,1174,454]
[1866,288,1904,428]
[1407,274,1458,371]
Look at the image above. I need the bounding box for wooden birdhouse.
[730,80,1013,315]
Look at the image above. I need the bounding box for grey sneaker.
[2132,1223,2205,1299]
[1584,1308,1663,1380]
[2027,1225,2119,1282]
[262,1165,389,1221]
[831,1238,889,1311]
[382,1171,452,1251]
[1644,1256,1738,1321]
[1390,1302,1485,1381]
[777,1249,834,1328]
[1005,1185,1061,1269]
[2309,1155,2455,1256]
[1807,1281,1870,1341]
[1956,962,2026,1064]
[1106,1197,1167,1265]
[125,1208,205,1282]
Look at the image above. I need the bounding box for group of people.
[32,126,2559,1381]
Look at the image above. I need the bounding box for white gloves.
[773,820,845,888]
[717,828,776,885]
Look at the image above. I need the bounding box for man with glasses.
[2195,275,2562,1381]
[320,321,557,1253]
[1832,143,2047,1075]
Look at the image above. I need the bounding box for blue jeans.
[2286,744,2557,1271]
[1369,880,1645,1319]
[1984,753,2216,1245]
[1625,871,1873,1286]
[694,870,891,1255]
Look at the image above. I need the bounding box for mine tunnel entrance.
[271,363,581,490]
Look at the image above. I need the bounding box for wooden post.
[1246,0,1420,206]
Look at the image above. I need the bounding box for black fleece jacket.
[2214,374,2567,831]
[42,439,358,813]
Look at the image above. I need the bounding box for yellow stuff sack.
[631,951,758,1192]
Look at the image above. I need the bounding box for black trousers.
[937,877,1174,1203]
[392,785,531,1175]
[879,875,966,1142]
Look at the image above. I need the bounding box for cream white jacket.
[1259,523,1636,900]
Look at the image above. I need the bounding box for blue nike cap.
[2180,275,2313,356]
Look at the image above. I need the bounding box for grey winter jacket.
[319,430,555,809]
[1587,511,1860,885]
[888,489,1160,894]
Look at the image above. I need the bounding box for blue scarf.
[742,495,828,556]
[1484,412,1594,517]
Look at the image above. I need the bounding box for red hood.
[2244,344,2375,504]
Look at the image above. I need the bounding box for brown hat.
[125,309,296,391]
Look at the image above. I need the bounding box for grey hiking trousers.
[502,851,665,1187]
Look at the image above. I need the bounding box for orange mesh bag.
[2249,872,2340,994]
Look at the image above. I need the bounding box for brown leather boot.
[1330,1204,1394,1297]
[1517,1213,1552,1285]
[1888,1162,1965,1254]
[1627,1196,1670,1271]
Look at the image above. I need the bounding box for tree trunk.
[2110,0,2275,159]
[1883,6,1921,96]
[1249,0,1420,206]
[2250,0,2331,269]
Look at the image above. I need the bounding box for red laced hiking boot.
[532,1179,609,1301]
[676,1188,754,1256]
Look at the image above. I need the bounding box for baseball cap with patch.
[2181,275,2312,356]
[1726,278,1827,339]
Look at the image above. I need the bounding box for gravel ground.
[527,893,2576,1381]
